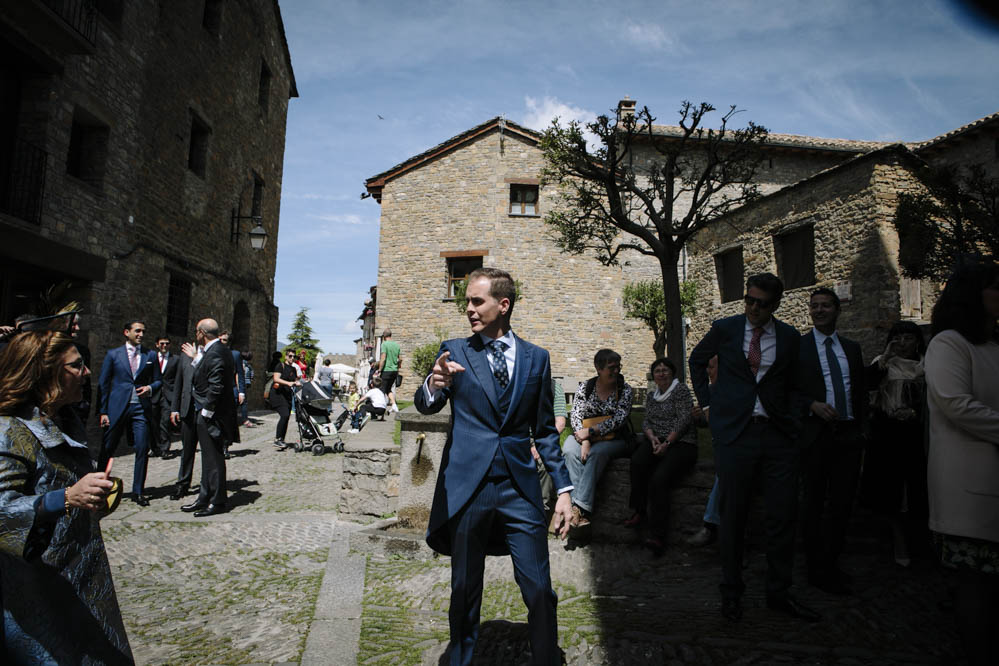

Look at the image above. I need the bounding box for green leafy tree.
[410,326,448,380]
[623,279,698,359]
[893,163,998,280]
[541,101,768,374]
[287,307,322,367]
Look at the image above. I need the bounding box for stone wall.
[338,440,401,523]
[685,148,935,361]
[0,0,294,411]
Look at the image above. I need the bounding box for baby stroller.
[293,380,344,455]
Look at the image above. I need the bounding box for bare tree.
[540,101,768,374]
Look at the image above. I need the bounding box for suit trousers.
[195,416,227,506]
[716,420,799,602]
[801,420,863,577]
[628,437,697,539]
[175,409,198,490]
[102,402,150,496]
[447,475,559,666]
[151,396,173,455]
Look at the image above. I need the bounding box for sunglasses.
[16,310,81,335]
[743,294,774,309]
[64,358,86,371]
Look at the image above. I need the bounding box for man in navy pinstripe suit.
[416,267,574,665]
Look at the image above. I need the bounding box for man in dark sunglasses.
[690,272,819,623]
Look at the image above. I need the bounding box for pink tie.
[129,347,139,375]
[748,327,763,376]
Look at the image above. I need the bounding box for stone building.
[363,109,898,386]
[0,0,296,410]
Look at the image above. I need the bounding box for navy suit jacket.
[231,349,246,395]
[98,345,163,427]
[689,314,801,446]
[414,333,570,556]
[795,330,867,446]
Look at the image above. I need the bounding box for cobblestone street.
[104,410,965,665]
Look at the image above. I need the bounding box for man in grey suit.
[180,319,236,516]
[169,341,198,500]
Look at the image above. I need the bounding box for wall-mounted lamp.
[230,208,268,250]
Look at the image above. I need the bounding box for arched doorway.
[231,300,250,351]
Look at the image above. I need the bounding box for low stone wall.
[337,440,400,524]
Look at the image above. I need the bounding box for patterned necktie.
[489,340,509,388]
[748,326,763,376]
[824,337,848,418]
[129,346,139,375]
[160,353,166,373]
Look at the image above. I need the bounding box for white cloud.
[520,96,602,150]
[341,319,362,333]
[622,22,673,51]
[292,193,353,201]
[308,213,366,225]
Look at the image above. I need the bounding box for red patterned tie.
[748,327,763,376]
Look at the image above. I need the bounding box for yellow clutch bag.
[105,477,123,514]
[581,415,616,442]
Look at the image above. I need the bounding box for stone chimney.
[617,96,636,121]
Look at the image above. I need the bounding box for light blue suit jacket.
[415,333,570,556]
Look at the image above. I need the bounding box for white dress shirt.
[743,317,777,417]
[812,328,854,420]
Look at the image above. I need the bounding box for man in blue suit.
[415,267,574,665]
[99,319,162,506]
[689,273,819,623]
[218,331,245,458]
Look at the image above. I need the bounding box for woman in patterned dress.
[624,358,697,557]
[0,331,133,665]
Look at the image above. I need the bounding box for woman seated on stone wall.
[563,348,634,531]
[624,357,697,557]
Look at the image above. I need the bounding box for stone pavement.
[103,410,967,665]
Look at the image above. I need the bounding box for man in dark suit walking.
[796,287,867,595]
[415,267,574,665]
[180,318,236,517]
[689,273,819,622]
[99,319,162,506]
[151,335,181,458]
[169,343,198,500]
[218,331,244,459]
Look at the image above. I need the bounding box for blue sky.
[275,0,999,353]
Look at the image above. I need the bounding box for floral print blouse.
[569,378,634,438]
[642,383,696,444]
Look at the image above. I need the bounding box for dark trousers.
[629,437,697,539]
[102,402,150,496]
[195,416,227,506]
[363,404,386,420]
[271,392,291,441]
[802,420,863,578]
[447,475,559,665]
[151,396,172,455]
[175,408,198,489]
[716,421,799,602]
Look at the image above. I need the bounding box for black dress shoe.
[181,501,207,513]
[809,573,852,596]
[767,595,821,622]
[169,486,189,501]
[194,503,227,517]
[721,598,742,621]
[134,494,150,507]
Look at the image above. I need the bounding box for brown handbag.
[581,414,616,442]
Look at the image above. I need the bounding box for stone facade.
[685,145,937,360]
[0,0,296,411]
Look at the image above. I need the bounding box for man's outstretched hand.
[552,492,573,540]
[429,351,465,390]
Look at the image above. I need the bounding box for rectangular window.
[774,225,815,289]
[509,184,538,216]
[166,275,192,337]
[251,173,264,218]
[258,60,272,113]
[714,247,744,303]
[202,0,223,35]
[66,107,109,187]
[187,111,210,177]
[445,254,485,298]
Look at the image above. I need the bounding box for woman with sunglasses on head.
[269,349,301,450]
[0,331,132,665]
[860,320,928,568]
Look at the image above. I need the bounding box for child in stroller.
[292,380,345,454]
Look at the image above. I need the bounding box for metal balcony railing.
[41,0,98,45]
[1,138,49,226]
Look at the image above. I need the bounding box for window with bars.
[509,184,538,216]
[166,275,192,337]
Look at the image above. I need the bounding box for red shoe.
[622,512,645,528]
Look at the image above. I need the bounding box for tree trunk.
[659,250,686,381]
[653,332,666,360]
